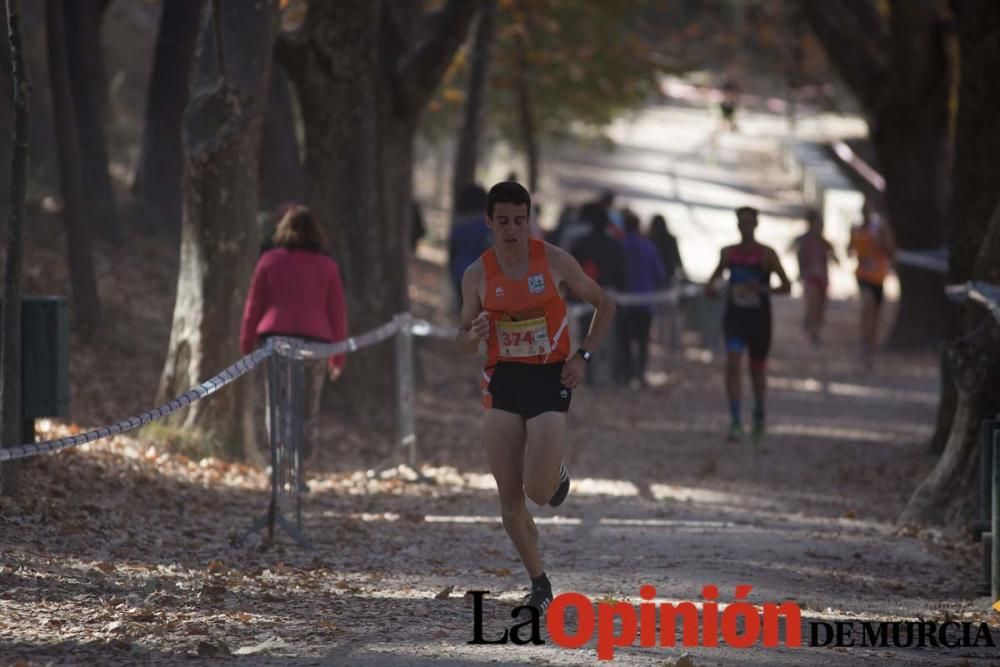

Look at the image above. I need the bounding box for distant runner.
[848,200,895,366]
[790,209,838,345]
[456,182,616,616]
[707,207,792,442]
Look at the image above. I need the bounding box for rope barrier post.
[397,312,417,468]
[245,341,311,548]
[368,314,433,484]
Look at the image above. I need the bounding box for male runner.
[457,181,616,615]
[707,207,791,442]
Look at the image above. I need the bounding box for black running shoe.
[548,463,570,507]
[517,586,554,618]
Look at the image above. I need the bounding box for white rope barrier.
[1,286,703,463]
[946,281,1000,324]
[0,342,276,462]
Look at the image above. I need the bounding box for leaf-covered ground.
[2,292,995,665]
[5,101,997,665]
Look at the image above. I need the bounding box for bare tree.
[157,0,276,457]
[900,0,1000,527]
[46,0,100,333]
[451,0,496,201]
[258,62,304,211]
[0,0,29,497]
[802,0,952,348]
[64,0,119,242]
[278,0,479,425]
[134,0,205,237]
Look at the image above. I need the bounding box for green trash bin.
[0,296,70,420]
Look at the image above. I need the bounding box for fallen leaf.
[234,637,288,655]
[196,640,231,657]
[129,608,156,622]
[199,582,227,601]
[94,562,116,575]
[435,586,454,600]
[207,559,227,575]
[183,622,209,635]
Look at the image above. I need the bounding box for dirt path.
[2,296,994,665]
[4,101,997,665]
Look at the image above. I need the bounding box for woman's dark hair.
[649,214,670,242]
[487,180,531,218]
[456,183,487,215]
[272,206,326,252]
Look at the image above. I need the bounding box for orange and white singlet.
[480,238,570,408]
[851,225,891,285]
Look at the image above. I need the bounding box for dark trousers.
[617,306,652,384]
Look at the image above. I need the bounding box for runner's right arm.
[456,260,489,355]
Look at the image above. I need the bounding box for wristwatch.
[576,349,593,363]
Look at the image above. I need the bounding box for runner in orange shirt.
[848,200,895,365]
[456,181,616,617]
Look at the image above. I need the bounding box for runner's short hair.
[487,181,532,218]
[736,206,758,220]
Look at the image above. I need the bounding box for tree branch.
[394,0,481,116]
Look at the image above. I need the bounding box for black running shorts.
[723,306,772,363]
[488,361,572,420]
[857,278,884,306]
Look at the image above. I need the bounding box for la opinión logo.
[467,585,997,661]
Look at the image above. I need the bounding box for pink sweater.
[240,248,348,370]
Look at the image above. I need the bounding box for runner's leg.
[523,411,567,506]
[483,409,541,576]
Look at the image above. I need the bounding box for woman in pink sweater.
[240,206,348,378]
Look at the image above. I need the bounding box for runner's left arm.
[549,245,615,388]
[767,248,792,295]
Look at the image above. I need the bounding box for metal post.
[245,343,311,548]
[992,425,1000,602]
[396,313,417,467]
[290,356,305,529]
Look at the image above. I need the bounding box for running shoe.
[549,463,571,507]
[751,419,766,443]
[517,586,554,618]
[727,422,744,442]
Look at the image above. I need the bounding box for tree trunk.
[875,3,951,349]
[1,0,30,497]
[802,0,952,349]
[258,62,303,211]
[284,1,390,424]
[46,0,100,334]
[157,0,275,458]
[927,349,956,455]
[281,0,477,430]
[64,0,119,242]
[0,8,12,235]
[514,44,538,192]
[135,0,205,237]
[451,0,496,202]
[901,0,1000,527]
[21,0,55,189]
